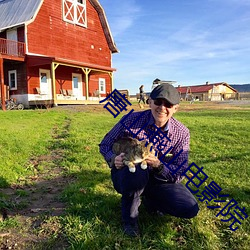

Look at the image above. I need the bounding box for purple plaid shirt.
[99,109,190,183]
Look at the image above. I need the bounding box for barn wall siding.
[26,64,88,96]
[26,0,111,67]
[55,66,86,96]
[4,62,27,95]
[55,66,73,94]
[27,65,45,94]
[89,74,111,97]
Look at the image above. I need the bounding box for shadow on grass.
[0,177,9,189]
[179,109,250,118]
[62,168,211,249]
[216,186,250,215]
[197,152,249,165]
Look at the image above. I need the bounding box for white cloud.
[100,0,250,93]
[101,0,141,37]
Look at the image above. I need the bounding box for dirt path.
[53,100,250,113]
[0,118,74,249]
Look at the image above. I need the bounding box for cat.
[112,137,154,173]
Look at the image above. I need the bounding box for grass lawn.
[0,102,249,249]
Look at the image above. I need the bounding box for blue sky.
[99,0,250,94]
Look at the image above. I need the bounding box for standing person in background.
[151,78,161,90]
[138,85,146,105]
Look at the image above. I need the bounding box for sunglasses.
[153,99,173,108]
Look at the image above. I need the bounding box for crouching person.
[99,84,199,237]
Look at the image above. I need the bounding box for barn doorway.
[72,73,82,98]
[39,69,52,99]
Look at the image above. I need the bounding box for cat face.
[135,140,154,159]
[112,137,155,173]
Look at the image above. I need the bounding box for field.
[0,101,249,249]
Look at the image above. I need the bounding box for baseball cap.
[150,83,180,105]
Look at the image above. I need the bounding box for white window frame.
[8,70,17,90]
[62,0,87,27]
[99,78,106,94]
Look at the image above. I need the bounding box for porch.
[28,98,102,108]
[0,38,26,110]
[28,87,104,107]
[0,38,25,58]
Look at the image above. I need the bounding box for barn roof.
[177,82,237,94]
[0,0,118,53]
[0,0,42,31]
[89,0,118,53]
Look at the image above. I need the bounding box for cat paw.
[129,167,136,173]
[141,163,147,170]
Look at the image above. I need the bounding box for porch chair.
[35,87,47,96]
[60,89,71,99]
[67,89,77,100]
[36,87,41,95]
[67,89,75,97]
[60,89,67,96]
[35,87,43,99]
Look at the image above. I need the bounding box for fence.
[118,89,130,100]
[182,92,250,101]
[0,38,25,57]
[238,92,250,100]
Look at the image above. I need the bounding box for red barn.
[0,0,118,109]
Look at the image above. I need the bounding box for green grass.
[0,105,249,249]
[0,109,68,186]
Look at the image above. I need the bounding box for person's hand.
[114,153,125,169]
[146,152,161,168]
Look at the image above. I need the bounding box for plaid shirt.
[99,109,190,183]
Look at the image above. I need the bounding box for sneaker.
[123,222,140,237]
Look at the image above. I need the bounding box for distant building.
[177,82,238,101]
[151,78,177,90]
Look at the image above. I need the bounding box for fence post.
[0,58,6,111]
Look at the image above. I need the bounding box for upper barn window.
[63,0,87,27]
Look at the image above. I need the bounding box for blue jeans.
[111,166,199,225]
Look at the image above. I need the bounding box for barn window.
[8,70,17,90]
[40,73,47,83]
[63,0,87,27]
[99,78,106,94]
